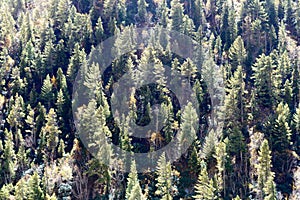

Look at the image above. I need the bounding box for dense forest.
[0,0,300,199]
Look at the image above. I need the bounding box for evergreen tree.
[252,54,277,109]
[178,102,198,156]
[25,104,36,146]
[125,160,145,200]
[155,152,177,199]
[214,139,228,196]
[153,58,166,87]
[170,0,184,32]
[269,102,292,151]
[193,160,217,200]
[41,74,54,109]
[158,0,169,28]
[2,129,16,184]
[228,36,247,70]
[137,0,148,24]
[15,178,29,200]
[255,139,276,199]
[41,108,61,159]
[28,172,44,200]
[67,43,87,83]
[224,66,246,131]
[94,17,104,44]
[191,0,205,28]
[7,94,25,132]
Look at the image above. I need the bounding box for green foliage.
[0,0,299,199]
[126,160,145,200]
[170,0,184,32]
[193,160,217,200]
[228,36,247,69]
[155,152,177,199]
[28,172,44,200]
[41,108,61,158]
[41,75,54,108]
[255,139,277,199]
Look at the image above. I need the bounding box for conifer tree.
[15,178,29,200]
[170,0,184,32]
[94,17,104,44]
[228,36,247,70]
[41,74,53,109]
[28,172,44,200]
[293,104,300,148]
[214,139,228,195]
[224,66,246,131]
[9,67,25,96]
[25,104,36,146]
[269,102,292,151]
[0,184,13,200]
[255,139,276,199]
[137,0,148,24]
[252,54,277,109]
[155,152,177,199]
[191,0,205,28]
[125,160,145,200]
[193,160,216,200]
[2,129,16,184]
[56,89,65,119]
[67,43,87,83]
[178,102,198,156]
[41,108,61,159]
[7,94,25,132]
[153,58,166,87]
[158,0,169,28]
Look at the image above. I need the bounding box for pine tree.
[153,58,166,87]
[214,139,228,196]
[67,43,87,83]
[94,17,104,44]
[220,1,237,50]
[7,94,25,132]
[155,152,177,199]
[56,68,68,92]
[41,74,53,109]
[193,160,217,200]
[103,0,116,20]
[180,58,197,86]
[125,160,145,200]
[255,139,276,199]
[0,184,13,200]
[2,129,16,184]
[158,0,169,28]
[41,108,61,159]
[224,66,246,131]
[228,36,247,70]
[284,0,294,31]
[252,54,277,109]
[269,102,292,151]
[15,178,29,200]
[9,67,25,96]
[56,89,65,119]
[178,102,198,156]
[159,99,175,143]
[191,0,205,28]
[25,104,36,146]
[28,172,44,200]
[137,0,148,24]
[293,104,300,148]
[170,0,184,32]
